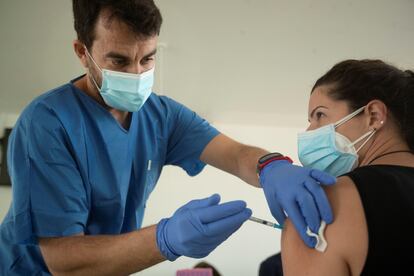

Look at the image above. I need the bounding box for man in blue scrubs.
[0,0,336,274]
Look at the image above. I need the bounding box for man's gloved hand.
[260,160,336,247]
[156,194,252,261]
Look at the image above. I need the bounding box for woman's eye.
[315,111,325,119]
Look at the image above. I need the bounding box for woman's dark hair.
[312,59,414,151]
[73,0,163,49]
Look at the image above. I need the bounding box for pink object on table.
[176,268,213,276]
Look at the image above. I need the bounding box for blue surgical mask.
[298,106,376,177]
[85,48,154,112]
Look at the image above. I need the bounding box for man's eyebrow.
[309,105,328,119]
[105,52,130,60]
[143,48,157,59]
[104,49,157,60]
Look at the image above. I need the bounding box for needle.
[248,216,283,229]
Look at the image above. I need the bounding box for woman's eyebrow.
[309,105,328,118]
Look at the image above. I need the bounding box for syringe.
[248,216,283,229]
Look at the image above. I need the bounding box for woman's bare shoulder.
[281,176,368,276]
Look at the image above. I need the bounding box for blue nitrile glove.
[260,160,336,247]
[156,194,252,261]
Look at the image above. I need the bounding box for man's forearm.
[39,225,165,276]
[200,134,268,188]
[235,144,268,187]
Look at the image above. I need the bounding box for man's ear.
[365,100,387,130]
[73,40,88,68]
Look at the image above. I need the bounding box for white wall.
[155,0,414,125]
[1,0,414,125]
[0,187,11,221]
[0,113,16,223]
[1,0,414,275]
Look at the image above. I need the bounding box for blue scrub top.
[0,76,219,275]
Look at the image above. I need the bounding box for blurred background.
[0,0,413,275]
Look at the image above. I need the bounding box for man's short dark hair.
[73,0,163,49]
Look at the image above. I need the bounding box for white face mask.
[298,106,376,177]
[85,48,154,112]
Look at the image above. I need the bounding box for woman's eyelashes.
[315,111,326,121]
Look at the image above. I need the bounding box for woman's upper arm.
[281,176,368,276]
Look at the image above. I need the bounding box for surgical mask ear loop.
[335,106,366,128]
[333,105,376,153]
[84,47,103,73]
[352,129,377,153]
[84,47,103,91]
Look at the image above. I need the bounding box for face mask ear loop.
[353,129,377,153]
[89,71,102,92]
[84,47,103,91]
[84,47,103,73]
[335,106,366,129]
